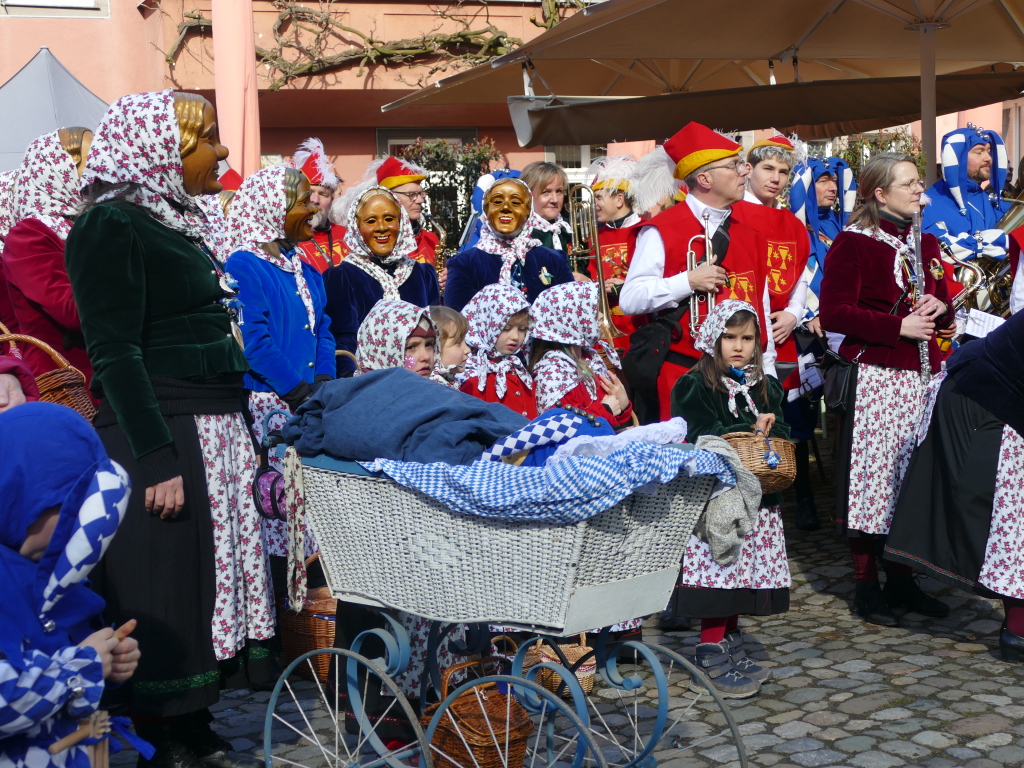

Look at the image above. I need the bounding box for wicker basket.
[0,328,96,422]
[722,427,796,494]
[522,634,595,697]
[279,556,337,681]
[421,660,534,768]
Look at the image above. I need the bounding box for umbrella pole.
[917,23,940,185]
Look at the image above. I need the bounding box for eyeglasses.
[704,158,748,174]
[393,190,427,201]
[893,179,925,192]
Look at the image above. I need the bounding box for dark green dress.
[666,368,792,618]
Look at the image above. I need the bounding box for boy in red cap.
[620,122,775,424]
[292,138,346,273]
[371,156,440,267]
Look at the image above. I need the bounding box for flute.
[910,211,931,383]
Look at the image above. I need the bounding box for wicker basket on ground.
[279,555,337,681]
[0,326,96,422]
[722,427,796,494]
[522,634,595,697]
[421,660,534,768]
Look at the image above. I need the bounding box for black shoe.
[1000,624,1024,662]
[854,581,899,627]
[795,498,820,531]
[180,712,245,768]
[657,611,692,632]
[134,722,204,768]
[882,574,950,618]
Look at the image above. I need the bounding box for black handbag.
[252,408,290,521]
[621,305,686,425]
[818,348,864,416]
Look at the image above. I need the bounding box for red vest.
[629,202,770,361]
[598,222,641,349]
[411,229,439,267]
[296,224,348,273]
[731,200,810,362]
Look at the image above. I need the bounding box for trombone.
[687,210,715,337]
[567,184,625,342]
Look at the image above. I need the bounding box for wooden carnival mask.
[57,127,93,178]
[283,175,318,242]
[176,95,229,196]
[357,193,402,257]
[484,179,532,237]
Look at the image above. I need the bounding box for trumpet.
[687,210,715,337]
[567,184,625,342]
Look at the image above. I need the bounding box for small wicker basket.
[279,556,337,681]
[421,660,534,768]
[522,635,596,697]
[0,327,96,422]
[722,427,796,494]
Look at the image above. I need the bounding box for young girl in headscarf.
[355,299,440,379]
[459,283,537,419]
[528,282,632,427]
[428,305,470,387]
[444,176,574,312]
[0,403,138,768]
[3,128,93,383]
[323,186,440,375]
[669,299,791,700]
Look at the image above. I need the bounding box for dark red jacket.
[0,354,40,400]
[819,217,952,373]
[2,218,93,384]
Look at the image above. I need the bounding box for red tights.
[848,536,913,582]
[1005,598,1024,636]
[700,615,739,644]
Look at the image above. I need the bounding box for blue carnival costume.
[0,404,133,768]
[924,125,1009,262]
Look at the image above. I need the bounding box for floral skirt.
[976,426,1024,599]
[196,412,276,661]
[679,505,790,590]
[249,391,318,559]
[845,364,929,535]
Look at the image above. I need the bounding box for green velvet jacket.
[671,367,791,506]
[65,202,249,461]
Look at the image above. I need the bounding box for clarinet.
[910,211,931,383]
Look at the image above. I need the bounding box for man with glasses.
[372,156,440,267]
[620,122,775,423]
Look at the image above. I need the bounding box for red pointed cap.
[218,168,243,191]
[663,122,741,180]
[376,156,427,189]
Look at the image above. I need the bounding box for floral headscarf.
[462,283,533,398]
[475,178,545,285]
[193,193,232,263]
[342,186,417,299]
[694,299,763,418]
[0,170,17,253]
[228,166,315,331]
[531,213,572,252]
[12,131,81,240]
[530,282,619,411]
[82,90,222,249]
[355,299,439,374]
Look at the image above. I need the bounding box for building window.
[3,0,97,7]
[1,0,106,17]
[543,145,607,170]
[375,128,478,158]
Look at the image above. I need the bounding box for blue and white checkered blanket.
[361,443,734,523]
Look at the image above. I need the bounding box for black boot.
[657,611,692,632]
[882,575,950,618]
[179,710,244,768]
[1000,623,1024,662]
[854,581,899,627]
[793,442,820,531]
[134,720,204,768]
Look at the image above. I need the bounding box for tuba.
[567,184,625,343]
[687,210,715,337]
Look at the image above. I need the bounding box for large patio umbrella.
[384,0,1024,178]
[505,70,1024,146]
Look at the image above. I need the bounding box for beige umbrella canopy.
[384,0,1024,177]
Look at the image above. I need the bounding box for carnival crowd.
[1,87,1024,768]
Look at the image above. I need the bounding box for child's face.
[720,319,757,368]
[404,335,436,377]
[18,507,60,562]
[495,319,530,356]
[440,336,471,371]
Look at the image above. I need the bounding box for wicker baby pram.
[0,323,95,421]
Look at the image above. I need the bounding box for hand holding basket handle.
[754,412,776,436]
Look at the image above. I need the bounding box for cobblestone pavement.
[114,431,1024,768]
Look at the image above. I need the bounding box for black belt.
[665,351,698,369]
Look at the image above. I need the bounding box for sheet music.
[965,308,1005,339]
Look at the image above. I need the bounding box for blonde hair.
[173,92,209,158]
[429,305,468,347]
[58,127,90,168]
[846,152,915,230]
[520,161,568,197]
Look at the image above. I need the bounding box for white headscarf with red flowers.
[12,131,81,240]
[475,177,545,284]
[355,299,438,374]
[694,299,763,418]
[0,171,18,253]
[227,166,316,331]
[462,283,533,398]
[82,89,226,255]
[342,186,417,300]
[529,282,620,412]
